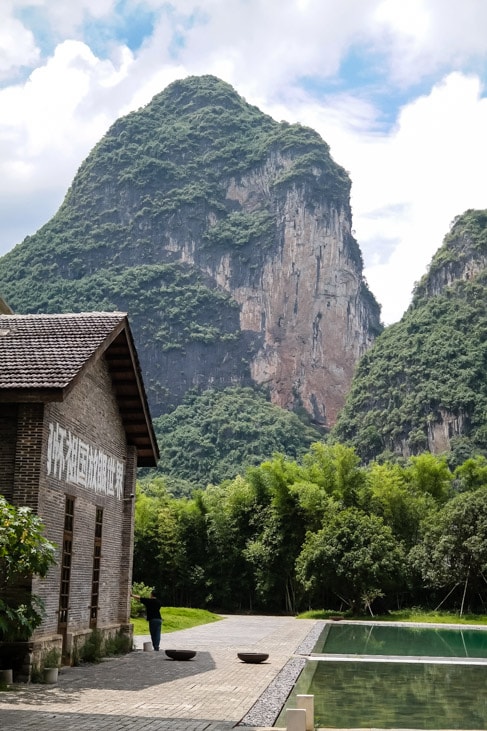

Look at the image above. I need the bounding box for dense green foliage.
[0,75,354,421]
[0,497,56,640]
[333,209,487,462]
[146,386,322,491]
[410,487,487,613]
[296,508,406,612]
[133,442,487,615]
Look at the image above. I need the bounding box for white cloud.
[8,0,117,36]
[168,0,378,97]
[0,0,487,326]
[342,72,487,323]
[0,12,39,77]
[0,38,135,252]
[0,40,118,172]
[373,0,487,83]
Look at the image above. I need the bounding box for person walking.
[131,591,163,651]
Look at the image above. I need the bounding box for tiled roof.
[0,312,127,389]
[0,311,159,466]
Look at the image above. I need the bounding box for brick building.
[0,312,159,677]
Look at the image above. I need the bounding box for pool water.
[314,622,487,657]
[275,659,487,729]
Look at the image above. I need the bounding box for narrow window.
[58,496,74,637]
[90,507,103,627]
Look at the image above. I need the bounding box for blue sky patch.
[15,5,53,59]
[16,1,157,63]
[82,2,158,57]
[299,45,442,134]
[112,0,158,52]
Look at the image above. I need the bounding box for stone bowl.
[237,652,269,664]
[164,649,196,661]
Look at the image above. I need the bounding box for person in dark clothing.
[131,591,163,651]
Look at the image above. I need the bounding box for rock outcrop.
[0,75,381,428]
[229,185,376,425]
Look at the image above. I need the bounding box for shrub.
[104,631,132,656]
[78,629,104,664]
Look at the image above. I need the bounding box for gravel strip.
[238,621,325,727]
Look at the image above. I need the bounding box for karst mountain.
[3,74,484,478]
[0,75,380,451]
[334,208,487,465]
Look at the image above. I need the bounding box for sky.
[1,1,487,324]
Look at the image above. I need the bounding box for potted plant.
[0,668,13,684]
[42,648,61,683]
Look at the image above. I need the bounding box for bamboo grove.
[133,443,487,616]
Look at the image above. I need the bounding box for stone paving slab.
[0,615,316,731]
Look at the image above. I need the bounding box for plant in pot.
[42,648,61,683]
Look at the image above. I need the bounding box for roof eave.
[0,388,64,403]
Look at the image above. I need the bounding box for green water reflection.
[315,623,487,657]
[276,661,487,729]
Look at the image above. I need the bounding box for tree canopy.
[0,497,56,641]
[133,442,487,615]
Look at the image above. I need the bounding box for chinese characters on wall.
[47,421,125,498]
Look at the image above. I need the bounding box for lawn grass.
[131,606,487,635]
[131,607,223,635]
[297,608,487,624]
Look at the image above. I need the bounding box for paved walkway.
[0,615,317,731]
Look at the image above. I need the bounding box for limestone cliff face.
[228,183,376,426]
[426,409,469,454]
[154,148,380,426]
[0,75,381,427]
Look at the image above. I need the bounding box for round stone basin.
[164,649,196,661]
[237,652,269,663]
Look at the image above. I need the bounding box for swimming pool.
[275,622,487,729]
[314,621,487,657]
[275,657,487,729]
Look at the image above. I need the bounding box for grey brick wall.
[0,403,17,502]
[1,355,137,648]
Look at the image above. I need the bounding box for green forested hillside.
[333,209,487,463]
[146,387,321,492]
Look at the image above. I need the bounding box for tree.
[243,456,308,613]
[454,455,487,492]
[302,442,365,507]
[405,453,452,503]
[199,477,258,609]
[133,480,197,604]
[365,461,435,548]
[296,507,406,614]
[409,487,487,614]
[0,497,56,641]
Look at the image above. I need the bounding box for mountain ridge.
[0,74,380,431]
[334,208,487,463]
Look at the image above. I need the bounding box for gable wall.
[31,356,136,640]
